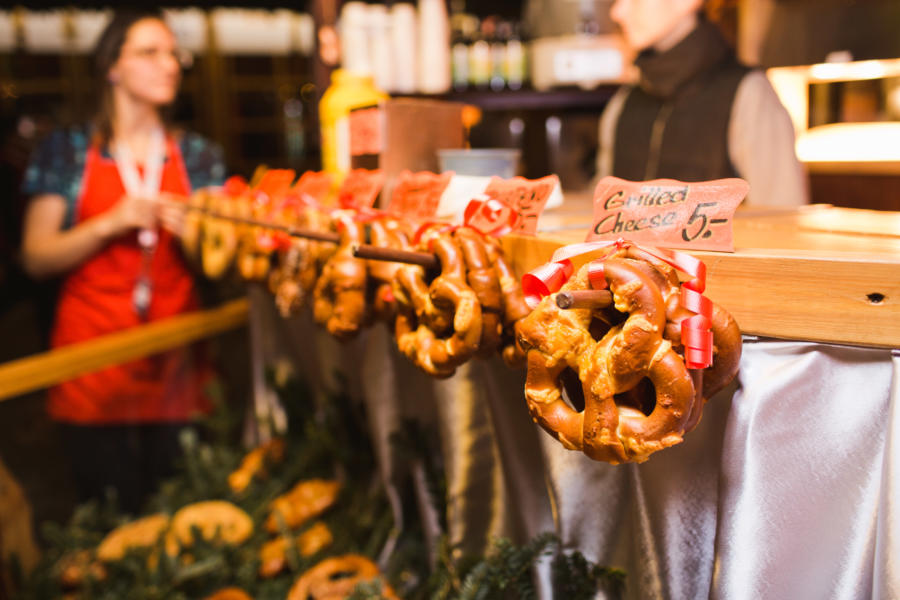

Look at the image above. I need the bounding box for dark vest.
[613,20,750,182]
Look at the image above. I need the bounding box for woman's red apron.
[49,137,212,424]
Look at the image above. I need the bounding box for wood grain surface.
[506,195,900,348]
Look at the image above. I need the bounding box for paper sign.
[337,168,385,209]
[292,171,334,204]
[255,169,296,197]
[349,106,383,157]
[387,170,454,221]
[463,196,517,237]
[587,177,748,251]
[483,175,558,235]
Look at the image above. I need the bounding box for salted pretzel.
[286,554,398,600]
[517,261,689,463]
[270,207,335,317]
[258,521,333,578]
[235,192,275,282]
[312,215,369,341]
[620,246,742,431]
[228,438,286,494]
[393,233,482,378]
[367,218,412,323]
[96,513,170,562]
[455,228,504,357]
[180,188,208,263]
[201,191,240,279]
[265,479,341,533]
[486,241,531,368]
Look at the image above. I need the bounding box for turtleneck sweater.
[597,18,809,206]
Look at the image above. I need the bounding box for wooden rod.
[351,244,440,270]
[556,290,613,310]
[0,299,249,402]
[205,211,340,244]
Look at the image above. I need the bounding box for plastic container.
[437,148,521,178]
[319,69,389,178]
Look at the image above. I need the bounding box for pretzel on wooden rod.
[516,247,741,464]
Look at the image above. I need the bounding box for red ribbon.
[463,196,518,237]
[522,238,714,369]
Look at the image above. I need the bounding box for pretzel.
[486,240,531,368]
[265,479,341,533]
[312,215,369,341]
[455,228,503,357]
[180,189,208,263]
[96,513,170,562]
[367,218,411,323]
[393,233,482,378]
[258,521,333,578]
[270,208,335,317]
[236,193,275,282]
[201,191,239,279]
[203,588,253,600]
[228,438,286,494]
[517,259,698,463]
[286,554,398,600]
[617,246,741,431]
[168,500,253,551]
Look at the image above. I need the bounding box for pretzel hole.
[558,367,586,413]
[614,379,656,416]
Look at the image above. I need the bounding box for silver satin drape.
[540,338,900,600]
[248,288,900,599]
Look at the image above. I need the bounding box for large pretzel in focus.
[486,240,531,368]
[517,260,698,463]
[393,233,482,377]
[312,215,368,341]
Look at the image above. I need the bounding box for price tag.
[483,174,558,235]
[292,171,334,204]
[588,177,747,251]
[337,168,386,209]
[255,169,296,197]
[387,170,453,220]
[587,177,750,252]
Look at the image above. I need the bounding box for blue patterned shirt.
[22,125,226,229]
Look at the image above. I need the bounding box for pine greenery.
[13,371,624,600]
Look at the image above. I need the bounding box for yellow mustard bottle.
[319,69,389,181]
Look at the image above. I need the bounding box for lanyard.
[112,127,166,320]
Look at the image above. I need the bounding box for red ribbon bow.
[522,238,713,369]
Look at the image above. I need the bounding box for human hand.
[103,195,158,239]
[156,193,188,238]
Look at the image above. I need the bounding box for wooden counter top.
[501,194,900,348]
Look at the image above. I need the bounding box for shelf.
[401,85,619,112]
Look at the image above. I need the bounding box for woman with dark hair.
[20,10,225,514]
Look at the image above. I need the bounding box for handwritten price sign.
[587,177,748,251]
[483,175,557,235]
[387,170,453,220]
[255,169,296,198]
[292,171,334,204]
[337,168,386,209]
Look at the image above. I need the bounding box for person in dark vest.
[598,0,808,206]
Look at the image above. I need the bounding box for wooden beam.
[0,299,249,402]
